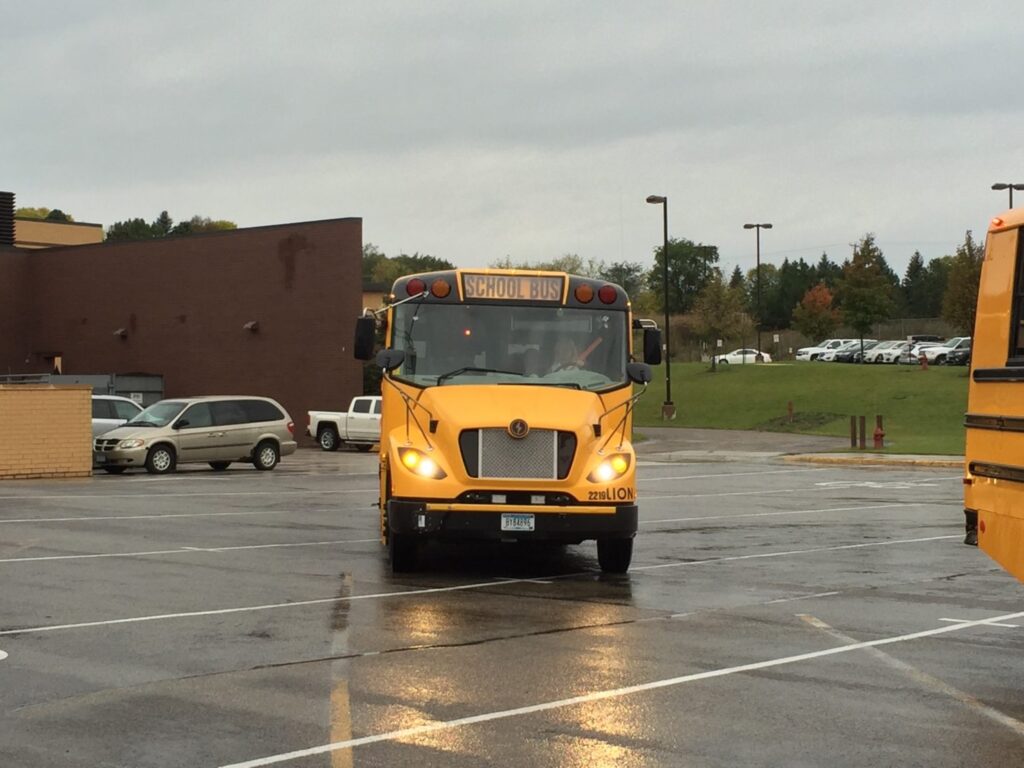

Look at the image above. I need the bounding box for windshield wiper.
[499,381,583,390]
[127,420,159,427]
[436,367,523,385]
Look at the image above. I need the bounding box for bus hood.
[415,384,618,436]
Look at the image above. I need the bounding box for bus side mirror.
[627,362,652,385]
[643,329,662,365]
[354,316,376,360]
[376,349,405,372]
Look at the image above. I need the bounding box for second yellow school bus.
[354,269,660,574]
[965,207,1024,582]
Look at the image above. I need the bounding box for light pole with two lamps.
[646,194,675,419]
[992,183,1024,208]
[742,222,772,356]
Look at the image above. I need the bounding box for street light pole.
[991,183,1024,208]
[646,195,675,420]
[743,222,773,356]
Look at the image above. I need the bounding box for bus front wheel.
[597,538,633,573]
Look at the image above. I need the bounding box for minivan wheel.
[209,461,231,471]
[145,445,176,475]
[254,440,280,471]
[318,426,340,452]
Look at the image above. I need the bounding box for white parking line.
[0,533,959,637]
[638,468,833,483]
[0,490,343,501]
[801,614,1024,737]
[630,534,960,572]
[938,617,1020,629]
[0,537,378,564]
[0,496,375,525]
[0,578,525,637]
[216,609,1024,767]
[641,502,923,525]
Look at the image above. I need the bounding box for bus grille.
[460,429,576,480]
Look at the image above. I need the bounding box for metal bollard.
[850,416,857,448]
[858,415,867,450]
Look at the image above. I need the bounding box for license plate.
[501,513,535,532]
[92,453,106,464]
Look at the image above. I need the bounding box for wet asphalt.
[1,449,1022,767]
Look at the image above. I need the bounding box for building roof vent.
[0,191,14,247]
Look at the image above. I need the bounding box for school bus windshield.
[391,303,628,391]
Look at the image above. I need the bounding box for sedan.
[715,348,772,364]
[898,342,941,364]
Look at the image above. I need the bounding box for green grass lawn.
[632,361,969,455]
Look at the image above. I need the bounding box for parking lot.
[1,451,1023,767]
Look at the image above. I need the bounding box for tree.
[371,252,457,285]
[16,206,75,222]
[769,257,817,330]
[646,237,720,315]
[901,251,929,317]
[687,273,753,371]
[942,230,984,334]
[728,265,745,290]
[921,256,953,317]
[487,253,601,276]
[743,262,779,329]
[814,253,843,288]
[791,283,840,341]
[105,210,237,241]
[599,261,646,298]
[362,243,388,283]
[836,233,896,342]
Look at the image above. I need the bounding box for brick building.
[0,192,365,437]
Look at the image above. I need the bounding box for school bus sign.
[462,273,564,302]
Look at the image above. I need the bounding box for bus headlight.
[398,447,447,479]
[588,454,631,483]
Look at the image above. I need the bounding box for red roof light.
[598,285,618,304]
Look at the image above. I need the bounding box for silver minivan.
[93,395,297,474]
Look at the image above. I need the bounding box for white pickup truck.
[307,396,381,452]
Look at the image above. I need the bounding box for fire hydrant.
[873,424,885,449]
[919,354,928,370]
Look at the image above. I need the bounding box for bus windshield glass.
[391,303,628,391]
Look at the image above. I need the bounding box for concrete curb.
[783,453,963,469]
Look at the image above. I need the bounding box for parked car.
[93,395,297,474]
[834,340,880,363]
[795,339,857,361]
[821,340,877,362]
[863,340,904,363]
[945,343,972,366]
[921,336,971,364]
[898,342,941,364]
[307,395,382,451]
[91,395,144,438]
[714,348,772,364]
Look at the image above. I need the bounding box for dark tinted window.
[181,402,214,429]
[241,399,284,422]
[372,399,382,414]
[211,401,249,426]
[352,399,371,414]
[91,399,113,419]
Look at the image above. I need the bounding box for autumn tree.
[942,230,984,334]
[791,283,840,341]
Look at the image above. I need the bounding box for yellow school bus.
[353,269,660,573]
[964,208,1024,582]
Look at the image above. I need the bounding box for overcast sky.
[4,1,1023,277]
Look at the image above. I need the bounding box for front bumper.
[93,446,147,467]
[387,499,638,543]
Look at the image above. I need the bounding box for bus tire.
[389,532,417,573]
[597,537,633,573]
